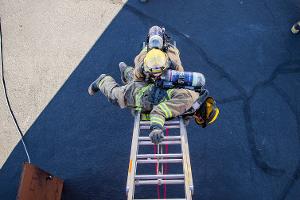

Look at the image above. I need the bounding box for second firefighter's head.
[144,49,168,78]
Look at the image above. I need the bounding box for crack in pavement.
[217,95,243,105]
[277,159,300,200]
[124,2,300,197]
[249,0,300,187]
[271,77,300,200]
[249,60,300,99]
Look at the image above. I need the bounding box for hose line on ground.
[0,17,31,163]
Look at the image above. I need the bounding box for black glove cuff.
[150,124,163,131]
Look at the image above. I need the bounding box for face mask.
[148,35,163,49]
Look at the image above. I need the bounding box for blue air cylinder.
[162,70,206,88]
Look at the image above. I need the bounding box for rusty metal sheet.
[16,162,63,200]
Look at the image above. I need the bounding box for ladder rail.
[126,112,141,200]
[179,117,194,199]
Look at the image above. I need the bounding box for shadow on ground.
[1,0,300,199]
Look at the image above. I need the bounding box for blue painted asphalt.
[1,0,299,199]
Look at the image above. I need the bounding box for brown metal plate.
[16,162,63,200]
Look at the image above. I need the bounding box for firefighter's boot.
[88,74,107,96]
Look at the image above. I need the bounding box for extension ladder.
[126,112,194,200]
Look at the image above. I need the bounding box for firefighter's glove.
[149,128,164,144]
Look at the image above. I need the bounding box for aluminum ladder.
[126,112,194,200]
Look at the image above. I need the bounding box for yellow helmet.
[194,97,220,128]
[144,49,167,74]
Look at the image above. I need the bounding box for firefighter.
[120,25,183,84]
[88,49,219,144]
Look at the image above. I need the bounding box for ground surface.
[0,0,300,199]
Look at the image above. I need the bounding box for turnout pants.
[98,76,199,129]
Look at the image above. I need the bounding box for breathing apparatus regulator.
[147,26,170,50]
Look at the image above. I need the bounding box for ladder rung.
[137,159,182,164]
[137,153,183,159]
[139,141,181,145]
[135,179,185,185]
[140,125,180,130]
[138,136,181,141]
[135,174,185,180]
[135,199,186,200]
[140,121,180,125]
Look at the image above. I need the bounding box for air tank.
[162,70,205,88]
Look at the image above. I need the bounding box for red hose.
[154,127,169,199]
